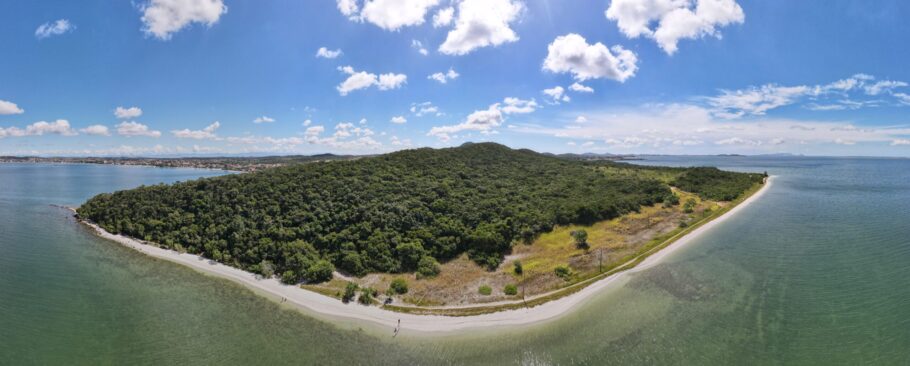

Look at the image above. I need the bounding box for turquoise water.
[2,158,910,365]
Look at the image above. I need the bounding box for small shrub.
[259,260,275,278]
[389,278,408,295]
[513,260,523,275]
[305,259,335,283]
[663,193,680,207]
[280,270,298,284]
[342,282,358,303]
[358,287,377,305]
[679,221,689,228]
[555,265,572,281]
[572,230,589,250]
[504,284,518,296]
[683,198,697,213]
[478,285,492,296]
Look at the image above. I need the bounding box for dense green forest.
[78,143,765,284]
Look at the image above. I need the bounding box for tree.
[416,255,440,279]
[305,259,334,283]
[683,198,697,213]
[572,229,589,250]
[358,287,377,305]
[259,260,275,278]
[513,260,523,275]
[555,265,572,281]
[389,278,408,294]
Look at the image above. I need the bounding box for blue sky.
[2,0,910,156]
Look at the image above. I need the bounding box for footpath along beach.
[74,177,774,334]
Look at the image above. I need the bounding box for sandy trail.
[76,176,774,334]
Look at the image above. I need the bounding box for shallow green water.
[2,158,909,365]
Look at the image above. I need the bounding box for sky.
[2,0,910,157]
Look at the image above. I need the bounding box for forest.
[77,143,765,284]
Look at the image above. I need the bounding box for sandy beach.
[77,176,774,334]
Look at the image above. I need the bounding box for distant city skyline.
[2,0,910,157]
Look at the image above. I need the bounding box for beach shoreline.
[73,176,774,334]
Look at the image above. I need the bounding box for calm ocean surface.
[2,157,909,365]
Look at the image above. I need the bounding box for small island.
[75,143,766,320]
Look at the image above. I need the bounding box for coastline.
[74,176,774,334]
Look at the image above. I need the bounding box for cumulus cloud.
[0,120,77,138]
[605,0,745,55]
[316,47,342,59]
[336,66,407,95]
[116,121,161,137]
[543,33,637,82]
[80,125,111,136]
[35,19,74,39]
[428,104,504,141]
[253,116,275,124]
[171,121,220,139]
[141,0,228,40]
[295,122,381,150]
[569,82,595,93]
[0,100,24,115]
[501,97,538,114]
[390,116,407,124]
[439,0,524,55]
[542,86,570,104]
[114,106,143,119]
[338,0,440,31]
[432,6,454,27]
[428,68,460,84]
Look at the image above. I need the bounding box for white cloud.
[390,116,407,124]
[605,0,745,55]
[35,19,74,39]
[390,136,412,146]
[303,119,312,126]
[707,85,809,118]
[439,0,524,55]
[336,66,407,95]
[0,120,77,138]
[411,102,442,117]
[305,125,325,137]
[412,40,429,55]
[141,0,228,40]
[316,47,342,59]
[116,121,161,137]
[543,33,637,82]
[114,106,143,119]
[253,116,275,124]
[892,139,910,146]
[864,80,907,96]
[0,100,24,115]
[80,125,111,136]
[171,121,220,139]
[341,0,440,31]
[428,103,504,140]
[501,97,538,114]
[895,93,910,105]
[428,68,460,84]
[575,115,588,123]
[511,103,910,152]
[432,6,454,27]
[359,118,368,125]
[542,86,570,104]
[569,82,595,93]
[297,122,382,150]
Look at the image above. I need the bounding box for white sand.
[78,176,774,334]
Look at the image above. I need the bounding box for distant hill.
[77,143,763,283]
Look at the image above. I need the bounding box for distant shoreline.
[72,177,773,334]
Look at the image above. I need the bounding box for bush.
[572,229,589,250]
[259,260,275,278]
[513,260,523,275]
[342,282,358,303]
[389,278,408,295]
[305,259,335,283]
[358,287,378,305]
[683,198,697,213]
[416,255,440,279]
[280,270,298,284]
[555,265,572,281]
[478,285,492,296]
[504,284,518,296]
[662,193,680,208]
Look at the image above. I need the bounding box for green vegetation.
[389,278,409,295]
[504,284,518,296]
[672,167,766,201]
[571,229,589,250]
[478,285,492,296]
[358,287,378,305]
[555,265,572,281]
[342,282,358,303]
[513,260,523,275]
[77,143,762,288]
[683,198,697,213]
